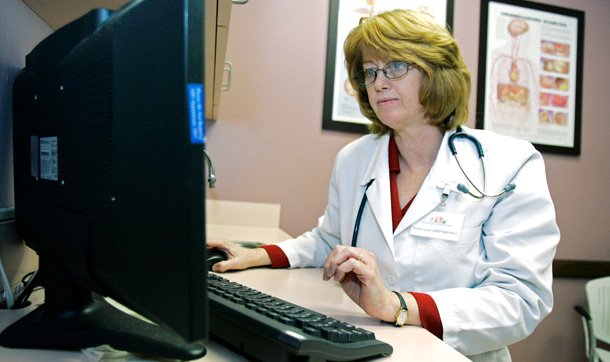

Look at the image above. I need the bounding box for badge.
[410,212,465,241]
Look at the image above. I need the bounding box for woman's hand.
[323,245,420,326]
[322,245,397,322]
[206,238,271,272]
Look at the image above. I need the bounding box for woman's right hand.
[206,238,272,272]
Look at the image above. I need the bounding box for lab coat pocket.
[425,226,480,266]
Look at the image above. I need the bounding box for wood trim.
[553,259,610,279]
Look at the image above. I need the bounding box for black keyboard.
[207,273,393,362]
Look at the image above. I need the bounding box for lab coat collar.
[359,135,395,252]
[359,135,389,187]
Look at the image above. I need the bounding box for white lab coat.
[277,127,560,361]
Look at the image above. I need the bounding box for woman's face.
[363,57,427,131]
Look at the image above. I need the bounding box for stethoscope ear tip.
[504,183,516,193]
[457,183,469,194]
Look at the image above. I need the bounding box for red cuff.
[260,244,290,268]
[410,292,443,340]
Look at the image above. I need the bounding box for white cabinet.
[21,0,236,121]
[205,0,233,121]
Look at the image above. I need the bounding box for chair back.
[586,276,610,345]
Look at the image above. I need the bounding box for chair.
[575,276,610,362]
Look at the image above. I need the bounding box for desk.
[218,268,469,361]
[0,267,468,362]
[0,200,468,361]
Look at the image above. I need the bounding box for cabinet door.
[205,0,233,121]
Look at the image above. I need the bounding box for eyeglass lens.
[355,61,411,86]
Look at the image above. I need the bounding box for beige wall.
[207,0,610,361]
[0,0,52,287]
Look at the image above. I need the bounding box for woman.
[208,9,559,361]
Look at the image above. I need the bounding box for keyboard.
[207,273,393,362]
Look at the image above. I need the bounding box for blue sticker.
[188,83,205,144]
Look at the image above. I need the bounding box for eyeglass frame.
[353,61,416,87]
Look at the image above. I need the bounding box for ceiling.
[22,0,131,29]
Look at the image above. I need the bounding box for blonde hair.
[344,9,471,135]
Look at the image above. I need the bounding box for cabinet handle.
[232,0,249,4]
[221,61,233,91]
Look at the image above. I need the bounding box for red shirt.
[261,134,443,339]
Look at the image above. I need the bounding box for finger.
[337,255,377,284]
[355,249,377,267]
[211,246,259,272]
[323,245,355,280]
[212,254,242,272]
[356,251,364,263]
[211,262,224,272]
[333,259,355,283]
[333,248,367,273]
[334,257,369,282]
[207,237,231,249]
[212,260,231,272]
[323,245,344,280]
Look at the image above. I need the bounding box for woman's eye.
[364,69,377,76]
[389,62,405,70]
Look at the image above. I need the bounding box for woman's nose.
[372,71,391,90]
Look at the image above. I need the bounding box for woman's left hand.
[322,245,396,322]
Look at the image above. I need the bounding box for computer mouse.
[207,248,228,271]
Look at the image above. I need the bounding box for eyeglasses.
[353,61,415,87]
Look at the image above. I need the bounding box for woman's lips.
[377,97,398,106]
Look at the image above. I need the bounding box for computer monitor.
[0,0,208,359]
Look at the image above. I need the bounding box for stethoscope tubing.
[351,127,515,247]
[352,180,374,247]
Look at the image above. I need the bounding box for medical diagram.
[488,19,537,126]
[487,16,572,128]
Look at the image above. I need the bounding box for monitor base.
[0,290,206,361]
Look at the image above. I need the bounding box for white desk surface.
[216,268,469,361]
[1,202,468,361]
[0,267,468,362]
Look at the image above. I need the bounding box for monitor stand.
[0,257,206,361]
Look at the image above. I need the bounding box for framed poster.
[322,0,454,134]
[477,0,585,155]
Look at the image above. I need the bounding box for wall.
[206,0,610,361]
[0,0,50,286]
[1,0,49,209]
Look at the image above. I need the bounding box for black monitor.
[0,0,208,359]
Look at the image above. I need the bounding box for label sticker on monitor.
[188,83,205,144]
[30,135,39,178]
[40,137,58,181]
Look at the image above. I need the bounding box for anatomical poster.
[477,0,584,155]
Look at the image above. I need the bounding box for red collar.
[389,134,400,173]
[389,133,416,230]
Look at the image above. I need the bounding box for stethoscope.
[448,126,516,199]
[351,126,515,247]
